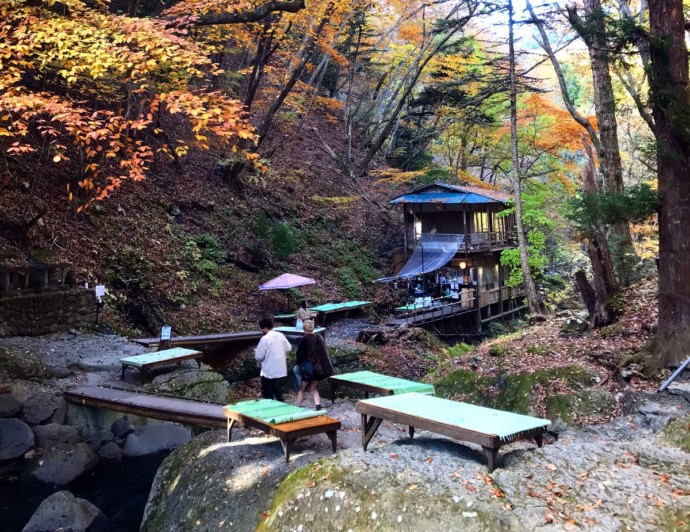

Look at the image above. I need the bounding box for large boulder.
[32,423,82,449]
[22,490,102,532]
[22,391,67,425]
[27,442,98,485]
[0,394,22,417]
[0,347,53,382]
[110,415,135,439]
[122,423,191,457]
[142,395,690,532]
[149,369,234,404]
[0,418,35,461]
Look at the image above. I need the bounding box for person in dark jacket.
[295,320,334,410]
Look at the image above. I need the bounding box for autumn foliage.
[0,0,256,210]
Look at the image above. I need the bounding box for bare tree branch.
[195,0,305,27]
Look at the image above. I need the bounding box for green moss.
[599,322,625,338]
[526,343,549,356]
[447,342,473,358]
[494,373,536,413]
[433,365,598,415]
[657,506,690,531]
[434,368,490,403]
[489,344,507,357]
[258,459,339,531]
[660,415,690,452]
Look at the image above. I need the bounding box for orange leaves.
[1,0,259,210]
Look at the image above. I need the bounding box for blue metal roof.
[390,192,503,204]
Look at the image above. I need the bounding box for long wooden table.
[119,347,203,379]
[328,370,435,401]
[356,393,550,472]
[224,399,341,462]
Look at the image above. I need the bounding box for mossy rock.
[434,365,598,415]
[148,369,234,403]
[660,415,690,452]
[329,345,365,365]
[0,346,54,382]
[598,322,625,338]
[545,388,616,424]
[434,368,490,404]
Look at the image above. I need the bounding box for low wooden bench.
[224,399,341,462]
[310,300,372,324]
[356,393,550,472]
[328,370,435,401]
[119,347,203,379]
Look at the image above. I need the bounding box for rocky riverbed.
[1,328,689,531]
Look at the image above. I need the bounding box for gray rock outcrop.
[149,369,234,404]
[22,391,66,425]
[0,394,22,417]
[0,418,35,461]
[98,441,123,463]
[22,490,102,532]
[142,394,690,532]
[122,423,191,457]
[27,442,98,485]
[32,423,82,449]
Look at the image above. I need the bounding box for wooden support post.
[360,414,383,451]
[483,447,499,473]
[327,430,338,453]
[227,418,236,442]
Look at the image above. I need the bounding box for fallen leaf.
[306,481,316,488]
[408,484,418,490]
[260,513,269,520]
[546,463,557,471]
[390,453,399,459]
[545,511,554,523]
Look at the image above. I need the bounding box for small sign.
[160,325,172,341]
[95,284,106,303]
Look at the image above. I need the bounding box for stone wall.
[0,288,97,337]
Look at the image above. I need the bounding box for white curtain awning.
[378,234,464,282]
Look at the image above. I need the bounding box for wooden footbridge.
[64,386,226,428]
[132,331,263,349]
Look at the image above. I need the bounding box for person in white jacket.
[255,317,291,401]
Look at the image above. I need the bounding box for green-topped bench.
[224,399,341,462]
[328,370,435,401]
[311,300,372,324]
[119,347,203,379]
[356,393,550,472]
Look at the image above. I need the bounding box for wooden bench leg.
[535,434,543,448]
[483,447,499,472]
[120,364,126,380]
[330,382,339,405]
[361,414,383,451]
[280,438,290,463]
[326,430,337,453]
[227,419,235,442]
[408,426,415,439]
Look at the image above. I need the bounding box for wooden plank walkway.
[132,331,262,349]
[63,386,226,429]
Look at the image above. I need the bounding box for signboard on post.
[159,325,172,351]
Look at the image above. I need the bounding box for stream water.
[0,451,168,531]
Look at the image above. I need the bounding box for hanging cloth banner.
[377,233,464,282]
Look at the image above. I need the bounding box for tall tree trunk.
[567,0,637,286]
[648,0,690,368]
[527,0,619,301]
[508,0,541,317]
[582,139,616,326]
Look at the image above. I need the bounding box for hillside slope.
[0,110,403,335]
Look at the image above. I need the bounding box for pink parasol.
[258,273,316,291]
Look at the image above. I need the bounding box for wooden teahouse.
[381,182,526,333]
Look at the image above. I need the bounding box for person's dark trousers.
[261,376,286,402]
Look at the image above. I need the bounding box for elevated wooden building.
[380,182,526,333]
